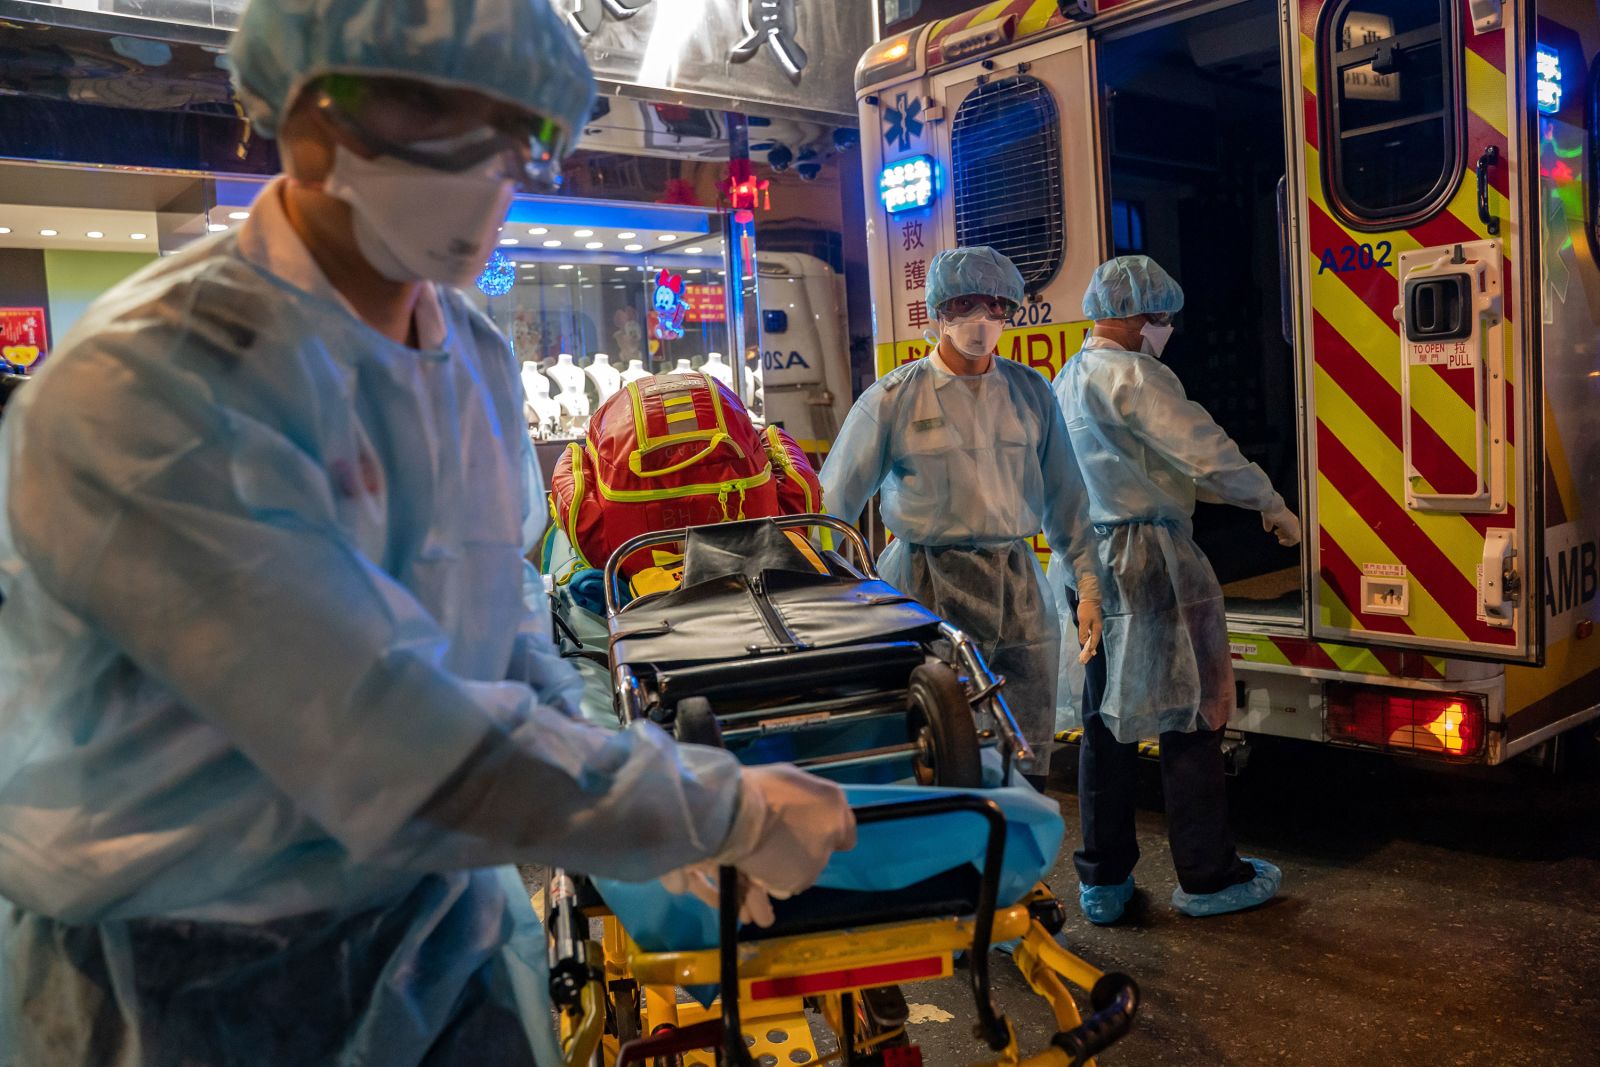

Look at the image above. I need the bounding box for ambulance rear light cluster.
[1325,684,1486,759]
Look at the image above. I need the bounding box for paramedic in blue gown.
[1050,255,1300,925]
[820,246,1104,790]
[0,1,853,1062]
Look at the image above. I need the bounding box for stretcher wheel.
[906,664,982,788]
[674,697,725,748]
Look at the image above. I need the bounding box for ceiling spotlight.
[574,229,594,237]
[617,231,637,239]
[500,237,520,245]
[657,234,676,242]
[228,211,250,221]
[86,231,104,239]
[686,268,703,275]
[558,264,574,270]
[39,229,57,237]
[624,243,643,252]
[614,266,630,272]
[543,239,562,247]
[0,227,10,235]
[130,232,148,240]
[529,227,548,235]
[208,223,228,232]
[685,246,704,254]
[585,241,603,249]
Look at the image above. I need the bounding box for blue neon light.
[1537,44,1563,115]
[879,155,936,214]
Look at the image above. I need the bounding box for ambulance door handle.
[1275,176,1293,345]
[1480,528,1516,625]
[1475,145,1500,237]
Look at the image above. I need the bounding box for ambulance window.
[951,75,1065,290]
[1112,199,1146,254]
[1320,0,1461,227]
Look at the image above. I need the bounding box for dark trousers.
[1070,596,1254,896]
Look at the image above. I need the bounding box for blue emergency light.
[879,155,936,214]
[1537,44,1563,115]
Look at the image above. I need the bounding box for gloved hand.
[661,764,854,923]
[661,865,777,927]
[1075,573,1104,665]
[721,763,856,898]
[1262,506,1302,547]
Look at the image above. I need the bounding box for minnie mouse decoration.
[650,269,688,341]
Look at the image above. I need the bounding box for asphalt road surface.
[902,738,1600,1067]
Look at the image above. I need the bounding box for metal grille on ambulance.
[951,75,1064,290]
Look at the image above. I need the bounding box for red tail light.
[1326,685,1486,759]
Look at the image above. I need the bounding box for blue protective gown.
[819,353,1095,763]
[1046,338,1286,743]
[0,181,744,1065]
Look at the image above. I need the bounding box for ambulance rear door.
[915,24,1106,378]
[1293,0,1543,663]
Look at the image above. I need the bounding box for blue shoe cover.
[1078,877,1135,926]
[1172,859,1282,917]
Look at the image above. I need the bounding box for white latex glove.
[1262,506,1303,547]
[720,763,856,898]
[661,865,777,927]
[1075,572,1104,665]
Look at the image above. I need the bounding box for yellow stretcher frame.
[554,885,1137,1067]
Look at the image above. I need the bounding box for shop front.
[0,0,870,463]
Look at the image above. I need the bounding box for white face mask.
[943,318,1004,360]
[322,146,514,286]
[1139,321,1175,358]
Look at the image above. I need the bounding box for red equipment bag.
[551,373,823,577]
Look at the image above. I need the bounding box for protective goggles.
[314,75,566,193]
[938,294,1019,321]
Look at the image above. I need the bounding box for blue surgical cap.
[1082,255,1185,320]
[925,246,1026,318]
[230,0,596,157]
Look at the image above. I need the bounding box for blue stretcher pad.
[596,782,1064,957]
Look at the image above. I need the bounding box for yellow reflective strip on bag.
[584,436,774,503]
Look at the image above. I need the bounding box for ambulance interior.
[1098,0,1305,622]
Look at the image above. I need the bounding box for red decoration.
[719,158,770,224]
[658,178,702,206]
[682,284,727,324]
[0,308,48,369]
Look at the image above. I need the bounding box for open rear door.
[924,24,1105,356]
[1292,0,1542,663]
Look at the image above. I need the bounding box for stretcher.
[544,516,1139,1065]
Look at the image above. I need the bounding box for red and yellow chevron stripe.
[1230,632,1447,680]
[1300,0,1516,652]
[925,0,1072,67]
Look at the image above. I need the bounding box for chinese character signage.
[683,284,727,325]
[0,308,48,370]
[557,0,871,122]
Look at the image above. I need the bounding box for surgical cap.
[925,246,1027,318]
[229,0,596,156]
[1081,255,1185,321]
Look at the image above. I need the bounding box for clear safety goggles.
[939,293,1019,322]
[313,75,566,193]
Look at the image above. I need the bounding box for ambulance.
[756,250,856,461]
[854,0,1600,764]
